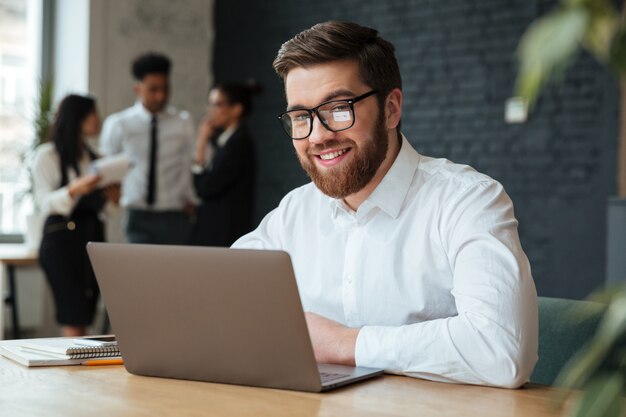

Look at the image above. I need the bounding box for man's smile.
[314,147,352,166]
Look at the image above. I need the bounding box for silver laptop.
[86,242,383,392]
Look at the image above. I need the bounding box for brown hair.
[273,21,402,103]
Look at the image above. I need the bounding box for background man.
[100,52,197,244]
[233,21,538,388]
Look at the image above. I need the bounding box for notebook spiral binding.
[66,346,120,359]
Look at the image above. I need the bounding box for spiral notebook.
[20,337,120,359]
[0,337,121,367]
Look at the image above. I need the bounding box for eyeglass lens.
[281,100,354,139]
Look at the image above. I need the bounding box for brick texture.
[213,0,619,299]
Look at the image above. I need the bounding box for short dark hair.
[273,21,402,101]
[131,52,171,81]
[215,79,263,119]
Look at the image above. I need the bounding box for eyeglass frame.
[276,89,379,140]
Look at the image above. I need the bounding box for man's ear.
[133,82,141,97]
[385,88,402,130]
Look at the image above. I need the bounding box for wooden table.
[0,244,39,340]
[0,354,566,417]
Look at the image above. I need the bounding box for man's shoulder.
[103,106,137,125]
[281,182,320,203]
[165,106,192,122]
[416,154,497,192]
[275,182,329,214]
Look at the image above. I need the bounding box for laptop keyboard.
[320,371,349,383]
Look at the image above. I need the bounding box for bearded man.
[233,21,538,389]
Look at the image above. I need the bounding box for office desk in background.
[0,244,39,340]
[0,355,565,417]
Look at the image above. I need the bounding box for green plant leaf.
[584,12,618,62]
[516,63,544,109]
[609,28,626,75]
[587,286,626,304]
[553,296,626,407]
[516,7,589,106]
[594,297,626,347]
[33,77,54,148]
[553,340,611,405]
[570,373,624,417]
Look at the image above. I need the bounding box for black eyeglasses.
[277,90,378,140]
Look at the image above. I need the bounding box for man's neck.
[343,132,401,211]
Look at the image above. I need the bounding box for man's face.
[135,73,170,114]
[285,60,389,199]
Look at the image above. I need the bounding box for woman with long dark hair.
[32,94,119,336]
[191,81,261,246]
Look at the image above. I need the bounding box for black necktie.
[147,115,158,206]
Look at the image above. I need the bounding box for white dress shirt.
[233,136,538,388]
[100,102,198,210]
[31,143,112,219]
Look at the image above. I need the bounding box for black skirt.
[38,213,104,326]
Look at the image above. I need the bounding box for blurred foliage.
[517,4,626,414]
[516,0,623,107]
[33,77,54,149]
[551,286,626,417]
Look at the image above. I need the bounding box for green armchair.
[531,296,606,385]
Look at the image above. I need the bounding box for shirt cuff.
[355,325,398,370]
[47,186,76,217]
[191,163,204,174]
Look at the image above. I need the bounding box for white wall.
[88,0,214,123]
[53,0,215,126]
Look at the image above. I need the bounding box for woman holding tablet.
[32,94,119,336]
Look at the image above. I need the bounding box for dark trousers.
[125,209,192,245]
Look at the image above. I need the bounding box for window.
[0,0,42,239]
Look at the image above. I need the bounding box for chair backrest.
[531,296,606,385]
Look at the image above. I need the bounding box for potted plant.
[33,78,54,152]
[516,1,626,415]
[22,77,53,249]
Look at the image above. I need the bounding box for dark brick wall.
[213,0,619,299]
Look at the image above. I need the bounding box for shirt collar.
[216,124,239,147]
[132,100,172,121]
[329,134,420,220]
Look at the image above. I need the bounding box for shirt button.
[346,275,353,284]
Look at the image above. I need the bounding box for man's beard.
[296,111,389,199]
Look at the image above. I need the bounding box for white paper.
[91,154,132,186]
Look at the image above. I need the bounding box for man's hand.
[194,116,218,164]
[183,201,197,217]
[102,183,121,205]
[304,312,359,366]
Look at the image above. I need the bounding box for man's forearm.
[305,312,359,366]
